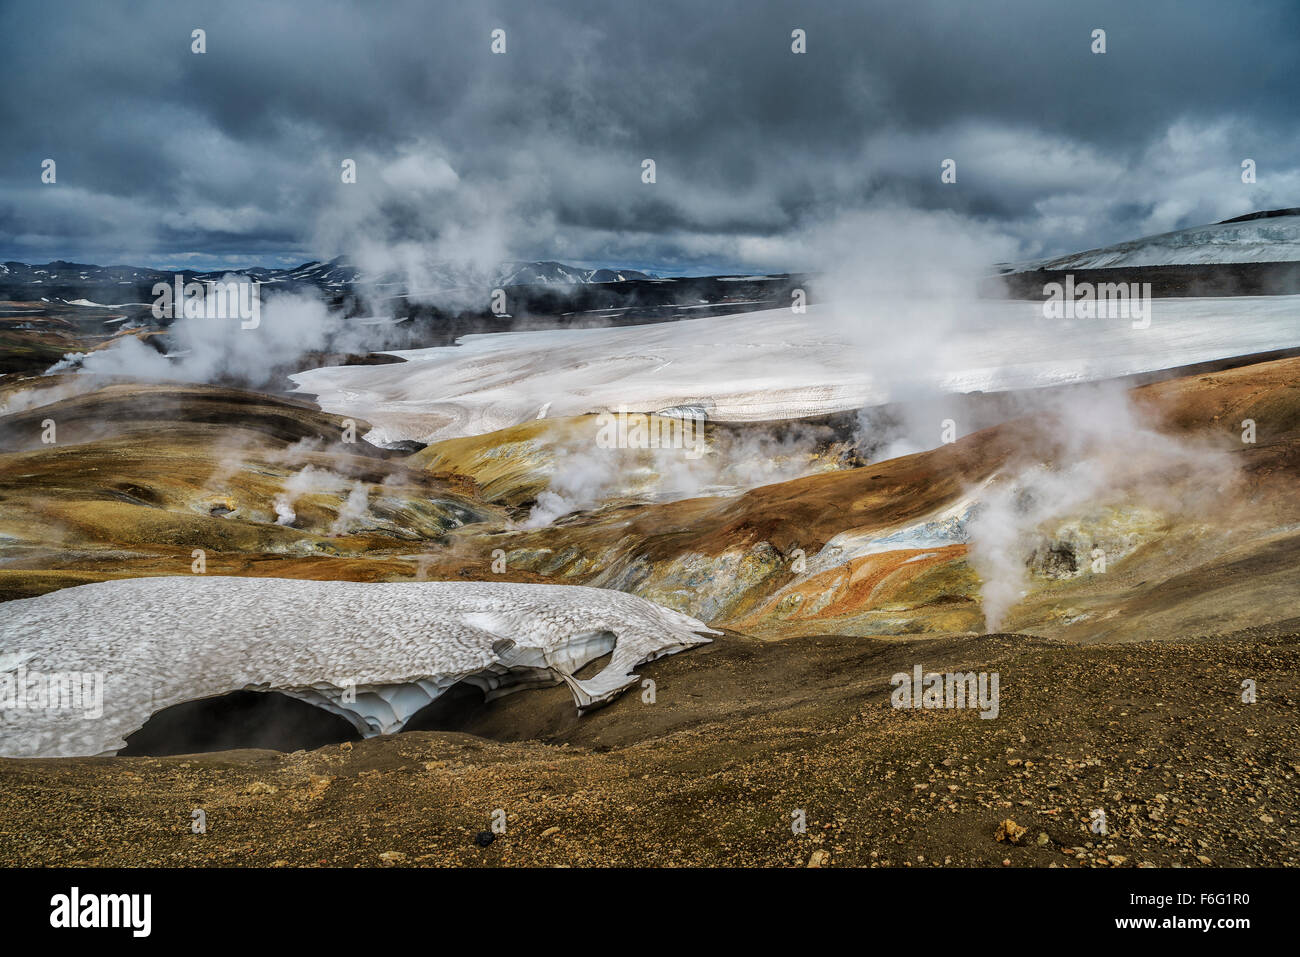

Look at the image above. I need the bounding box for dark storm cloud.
[1,0,1298,271]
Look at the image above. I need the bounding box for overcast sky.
[2,0,1298,273]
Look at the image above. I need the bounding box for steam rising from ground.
[262,463,372,535]
[801,208,1240,635]
[522,418,849,527]
[329,482,371,535]
[0,377,113,417]
[814,207,1021,393]
[47,286,390,389]
[965,382,1238,632]
[793,205,1027,459]
[272,466,348,526]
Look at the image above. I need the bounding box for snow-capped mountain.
[0,257,656,300]
[496,261,653,285]
[1006,208,1300,272]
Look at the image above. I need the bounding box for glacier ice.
[0,576,719,758]
[290,296,1300,444]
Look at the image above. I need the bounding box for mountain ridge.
[0,256,658,295]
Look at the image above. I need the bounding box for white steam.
[965,382,1237,632]
[46,286,382,388]
[329,482,371,536]
[272,466,350,527]
[311,142,519,310]
[520,418,849,528]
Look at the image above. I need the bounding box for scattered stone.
[995,818,1027,845]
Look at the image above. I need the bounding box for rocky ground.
[1,621,1296,867]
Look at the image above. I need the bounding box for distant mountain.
[497,261,654,285]
[0,256,656,300]
[1003,207,1300,273]
[0,260,813,375]
[991,207,1300,299]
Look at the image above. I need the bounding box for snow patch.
[1008,214,1300,271]
[0,577,718,757]
[290,296,1300,444]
